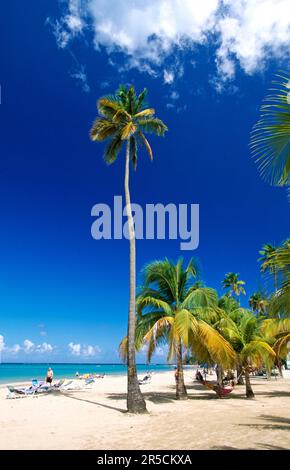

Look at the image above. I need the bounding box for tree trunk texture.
[237,365,244,385]
[215,364,223,387]
[245,370,255,399]
[125,140,147,414]
[175,341,188,400]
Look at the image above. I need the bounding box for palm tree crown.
[250,71,290,197]
[259,243,277,274]
[249,292,269,318]
[222,272,246,298]
[90,85,168,168]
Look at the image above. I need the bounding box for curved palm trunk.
[175,340,187,400]
[237,364,244,385]
[245,370,254,398]
[277,360,283,378]
[215,364,223,387]
[124,140,147,414]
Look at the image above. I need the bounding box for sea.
[0,363,176,384]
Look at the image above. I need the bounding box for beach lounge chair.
[6,386,27,399]
[6,384,39,398]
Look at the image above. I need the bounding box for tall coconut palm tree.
[132,258,236,399]
[219,313,276,398]
[250,71,290,199]
[90,85,167,413]
[259,243,278,292]
[222,273,246,304]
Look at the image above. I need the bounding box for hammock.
[195,371,234,398]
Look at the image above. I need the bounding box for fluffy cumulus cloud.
[0,337,54,356]
[68,342,101,357]
[49,0,290,83]
[23,339,34,353]
[23,339,54,354]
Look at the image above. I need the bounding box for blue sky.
[0,0,289,363]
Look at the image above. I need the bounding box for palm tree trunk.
[245,370,254,398]
[175,340,187,400]
[273,268,281,319]
[237,365,244,385]
[277,359,283,378]
[124,139,147,414]
[215,364,223,386]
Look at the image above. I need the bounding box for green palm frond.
[134,108,155,118]
[250,72,290,192]
[182,287,218,310]
[103,134,123,165]
[241,340,276,368]
[135,88,148,113]
[174,309,199,347]
[90,118,116,142]
[98,97,122,119]
[197,321,236,368]
[138,118,168,136]
[119,336,128,364]
[138,295,173,317]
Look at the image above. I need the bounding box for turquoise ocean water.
[0,363,174,384]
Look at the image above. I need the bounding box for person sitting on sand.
[46,367,53,386]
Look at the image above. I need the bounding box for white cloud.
[68,342,81,356]
[170,91,180,100]
[68,342,101,357]
[48,0,85,49]
[0,335,5,352]
[39,331,47,337]
[70,65,90,93]
[10,344,21,354]
[83,344,101,357]
[50,0,290,83]
[163,69,175,84]
[35,342,54,353]
[23,339,34,353]
[23,339,54,354]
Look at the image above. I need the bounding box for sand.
[0,370,289,450]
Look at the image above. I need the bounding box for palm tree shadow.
[60,392,126,413]
[253,391,290,398]
[238,414,290,432]
[106,390,217,403]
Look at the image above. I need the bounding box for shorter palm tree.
[259,243,278,291]
[218,313,276,398]
[222,273,246,304]
[249,292,269,318]
[132,258,236,399]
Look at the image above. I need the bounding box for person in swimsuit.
[46,367,53,386]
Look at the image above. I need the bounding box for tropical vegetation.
[250,71,290,199]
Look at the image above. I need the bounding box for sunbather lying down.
[138,373,152,385]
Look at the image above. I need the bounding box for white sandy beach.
[0,371,289,450]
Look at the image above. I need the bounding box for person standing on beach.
[46,367,53,386]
